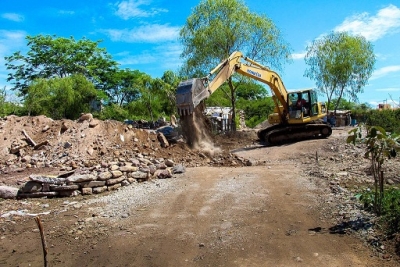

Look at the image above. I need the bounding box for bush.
[350,109,400,134]
[358,188,400,236]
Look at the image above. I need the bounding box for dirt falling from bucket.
[180,105,221,156]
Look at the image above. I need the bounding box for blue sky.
[1,0,400,107]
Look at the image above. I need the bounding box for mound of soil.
[0,115,258,187]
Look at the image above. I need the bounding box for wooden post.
[34,216,48,267]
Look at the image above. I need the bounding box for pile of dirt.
[0,115,259,187]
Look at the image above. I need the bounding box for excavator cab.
[288,91,311,119]
[176,78,210,116]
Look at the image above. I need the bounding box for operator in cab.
[296,93,307,110]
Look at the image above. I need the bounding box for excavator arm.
[176,51,289,122]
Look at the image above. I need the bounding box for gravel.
[86,177,181,220]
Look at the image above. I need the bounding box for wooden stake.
[34,216,48,267]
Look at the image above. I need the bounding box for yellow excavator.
[176,51,332,145]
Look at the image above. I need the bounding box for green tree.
[25,74,97,119]
[179,0,291,130]
[304,32,375,114]
[5,34,118,97]
[327,98,357,111]
[236,83,273,128]
[160,70,182,116]
[104,69,143,106]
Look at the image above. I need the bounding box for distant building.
[377,103,392,110]
[204,107,232,132]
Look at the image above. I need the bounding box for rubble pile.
[16,158,184,198]
[0,115,251,198]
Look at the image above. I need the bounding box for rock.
[20,181,43,193]
[21,155,32,163]
[82,188,93,195]
[29,175,66,185]
[87,147,94,155]
[66,174,96,183]
[130,171,149,179]
[154,169,172,179]
[78,181,106,188]
[89,120,99,128]
[0,186,19,199]
[130,158,140,166]
[107,183,121,191]
[98,171,113,181]
[60,121,69,133]
[156,163,167,169]
[64,142,72,149]
[149,165,157,175]
[387,179,395,185]
[165,159,174,167]
[157,132,169,148]
[109,164,119,171]
[119,165,138,172]
[121,180,130,186]
[172,164,186,174]
[106,177,126,185]
[93,186,107,194]
[245,159,258,166]
[42,125,50,132]
[111,170,123,178]
[78,113,93,122]
[50,184,80,191]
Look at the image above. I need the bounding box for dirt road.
[0,132,398,266]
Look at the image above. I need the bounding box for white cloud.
[291,52,306,60]
[334,4,400,41]
[103,24,180,43]
[118,52,156,65]
[1,13,24,22]
[114,0,167,20]
[58,10,75,16]
[370,65,400,80]
[0,30,26,54]
[116,42,183,75]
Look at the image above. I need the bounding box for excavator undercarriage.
[257,123,332,145]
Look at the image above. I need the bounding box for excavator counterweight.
[176,78,209,116]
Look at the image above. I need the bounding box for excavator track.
[257,123,332,146]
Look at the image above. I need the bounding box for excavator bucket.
[176,78,210,116]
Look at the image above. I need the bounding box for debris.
[22,129,37,147]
